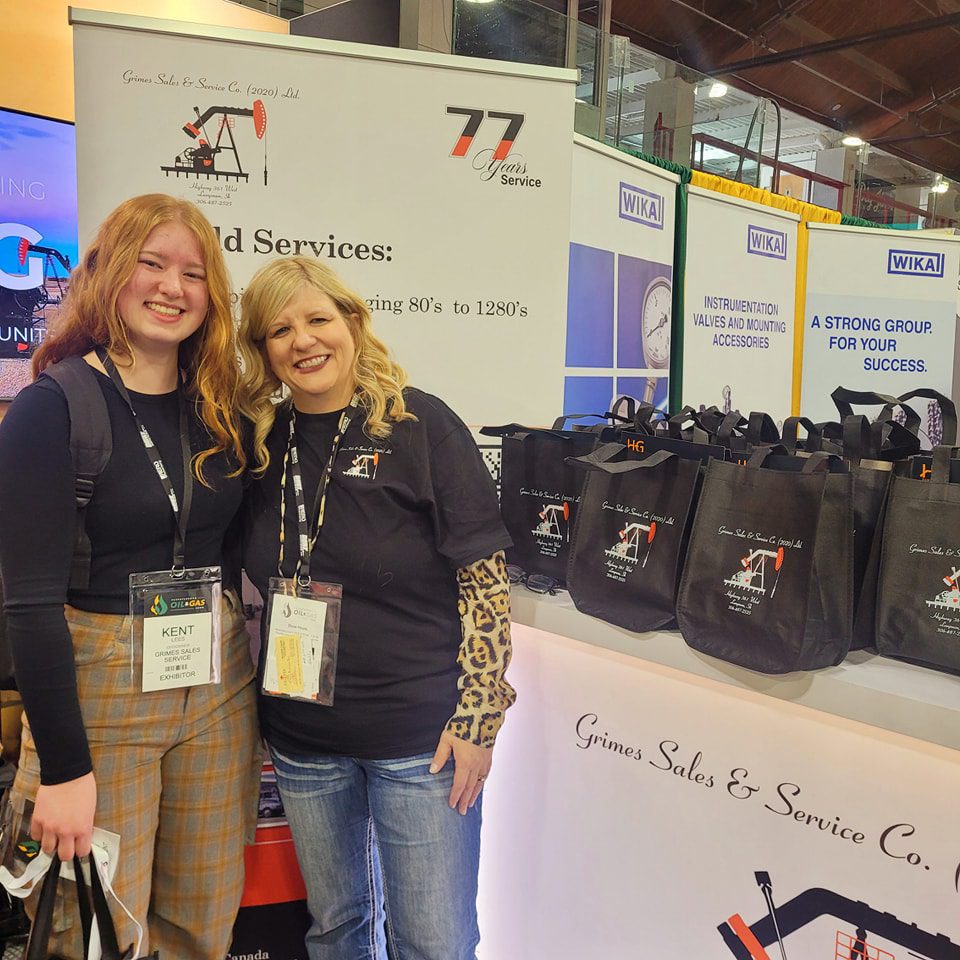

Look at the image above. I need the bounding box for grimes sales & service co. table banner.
[800,222,960,432]
[71,11,576,426]
[683,185,798,422]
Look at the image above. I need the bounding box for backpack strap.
[40,357,113,591]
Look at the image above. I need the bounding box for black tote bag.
[676,449,853,674]
[481,423,600,582]
[876,445,960,674]
[565,444,703,632]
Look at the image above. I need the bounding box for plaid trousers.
[13,594,262,960]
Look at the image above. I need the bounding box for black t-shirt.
[0,368,245,784]
[243,388,510,760]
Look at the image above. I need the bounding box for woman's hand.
[430,731,492,816]
[32,772,97,861]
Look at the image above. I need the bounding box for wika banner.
[683,186,798,421]
[564,136,676,415]
[800,222,960,435]
[477,623,960,959]
[71,11,576,425]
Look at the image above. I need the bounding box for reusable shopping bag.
[676,448,853,674]
[565,443,703,632]
[876,444,960,674]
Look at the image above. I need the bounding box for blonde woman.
[239,256,515,960]
[0,194,260,958]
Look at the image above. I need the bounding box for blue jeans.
[269,746,482,960]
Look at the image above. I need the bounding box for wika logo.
[747,225,787,260]
[887,249,945,278]
[618,182,664,230]
[343,452,379,480]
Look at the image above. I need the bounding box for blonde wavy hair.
[238,256,414,472]
[33,193,245,482]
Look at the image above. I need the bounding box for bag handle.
[889,388,958,446]
[800,450,835,474]
[667,407,711,443]
[931,445,960,483]
[746,412,780,446]
[480,423,580,442]
[831,386,921,433]
[781,416,821,454]
[841,415,874,463]
[568,444,677,475]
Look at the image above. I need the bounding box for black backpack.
[0,357,113,689]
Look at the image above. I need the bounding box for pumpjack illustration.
[344,452,379,479]
[719,870,960,960]
[926,567,960,610]
[0,240,71,358]
[533,502,569,540]
[605,521,657,567]
[724,546,785,597]
[161,100,268,184]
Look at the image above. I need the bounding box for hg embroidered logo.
[887,249,945,278]
[619,182,664,229]
[747,225,787,260]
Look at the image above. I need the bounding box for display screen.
[0,107,78,399]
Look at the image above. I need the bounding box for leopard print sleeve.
[444,550,516,748]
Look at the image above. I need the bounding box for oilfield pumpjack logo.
[446,107,540,186]
[927,566,960,610]
[719,869,960,960]
[725,546,785,598]
[161,100,268,184]
[0,226,71,358]
[343,452,379,480]
[534,502,570,541]
[606,521,657,567]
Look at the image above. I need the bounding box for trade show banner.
[477,624,960,959]
[564,135,676,415]
[800,222,960,434]
[71,11,576,425]
[0,108,77,398]
[683,185,798,421]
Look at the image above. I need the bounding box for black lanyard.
[97,348,193,573]
[278,395,360,586]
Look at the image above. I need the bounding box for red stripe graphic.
[492,138,514,161]
[451,135,473,157]
[727,915,772,960]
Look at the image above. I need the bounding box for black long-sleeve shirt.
[0,366,244,784]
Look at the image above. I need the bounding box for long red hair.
[33,194,245,480]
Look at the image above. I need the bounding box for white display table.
[476,587,960,960]
[510,589,960,752]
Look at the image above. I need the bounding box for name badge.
[142,605,213,692]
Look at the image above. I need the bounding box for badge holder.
[262,577,341,705]
[129,566,222,692]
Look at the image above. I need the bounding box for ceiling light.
[708,82,728,98]
[932,178,950,194]
[841,135,864,147]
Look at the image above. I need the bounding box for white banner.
[683,186,798,421]
[71,12,575,426]
[800,222,960,433]
[564,136,676,415]
[478,623,960,959]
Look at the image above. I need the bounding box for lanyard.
[278,394,361,586]
[97,347,193,573]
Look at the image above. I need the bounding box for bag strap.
[25,856,61,960]
[568,444,677,474]
[831,386,921,433]
[40,356,113,591]
[931,445,960,483]
[891,388,958,445]
[88,851,127,960]
[746,412,780,446]
[781,416,820,454]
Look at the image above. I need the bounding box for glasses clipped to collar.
[505,564,562,596]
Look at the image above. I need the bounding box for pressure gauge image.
[641,275,672,369]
